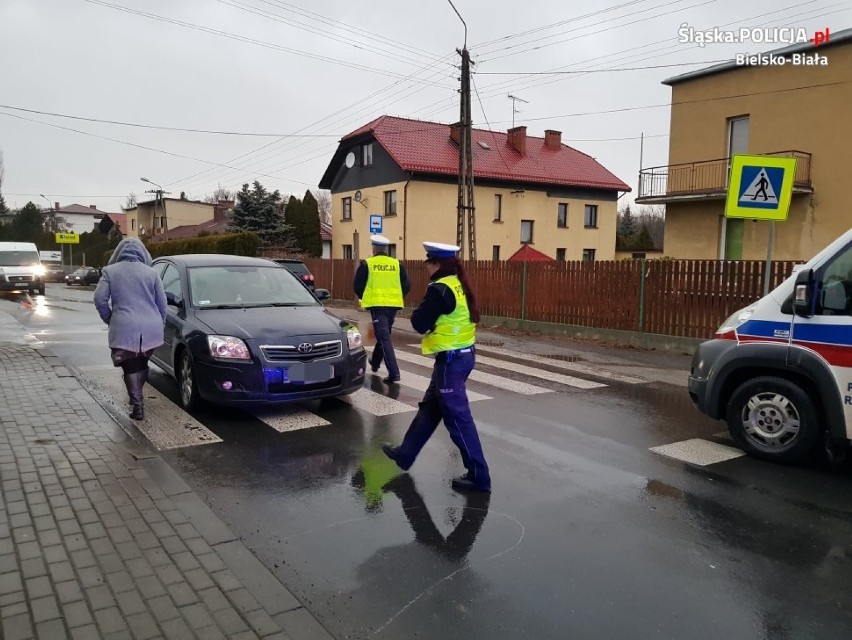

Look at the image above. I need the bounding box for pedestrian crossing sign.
[725,154,797,221]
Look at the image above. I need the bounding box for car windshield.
[0,250,40,267]
[71,269,88,276]
[189,265,319,308]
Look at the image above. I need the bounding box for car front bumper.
[192,348,368,405]
[0,277,42,291]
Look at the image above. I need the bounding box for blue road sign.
[369,214,382,233]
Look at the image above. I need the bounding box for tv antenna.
[507,94,529,128]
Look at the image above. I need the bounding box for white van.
[0,242,46,295]
[689,228,852,464]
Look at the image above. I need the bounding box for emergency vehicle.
[689,229,852,463]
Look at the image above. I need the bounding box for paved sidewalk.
[0,321,332,638]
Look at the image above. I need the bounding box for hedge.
[102,232,262,263]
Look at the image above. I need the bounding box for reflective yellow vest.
[360,255,404,308]
[421,275,476,355]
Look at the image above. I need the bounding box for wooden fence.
[302,258,801,340]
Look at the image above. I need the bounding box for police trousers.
[368,307,400,379]
[395,347,491,489]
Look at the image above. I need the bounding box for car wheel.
[177,349,201,411]
[176,349,201,411]
[726,376,820,463]
[38,284,45,296]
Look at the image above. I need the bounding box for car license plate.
[286,362,333,384]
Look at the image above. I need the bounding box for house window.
[131,219,136,231]
[582,248,596,262]
[362,143,373,166]
[384,190,397,216]
[342,197,352,220]
[492,245,500,261]
[584,205,598,228]
[494,194,502,222]
[557,203,568,228]
[556,248,566,262]
[342,244,353,260]
[521,220,534,244]
[387,243,397,258]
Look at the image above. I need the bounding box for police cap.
[423,241,460,259]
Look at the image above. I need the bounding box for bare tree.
[0,151,8,215]
[314,189,332,225]
[634,204,666,250]
[203,185,236,204]
[123,192,137,211]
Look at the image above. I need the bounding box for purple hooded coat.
[93,238,167,353]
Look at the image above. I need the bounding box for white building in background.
[52,203,114,235]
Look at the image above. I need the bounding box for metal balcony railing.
[637,150,812,201]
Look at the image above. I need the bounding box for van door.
[789,239,852,439]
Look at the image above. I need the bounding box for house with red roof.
[319,116,629,262]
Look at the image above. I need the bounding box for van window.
[817,242,852,315]
[0,250,40,266]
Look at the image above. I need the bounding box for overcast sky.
[0,0,847,212]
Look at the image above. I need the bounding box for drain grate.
[477,339,504,347]
[541,354,585,363]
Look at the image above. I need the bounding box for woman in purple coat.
[94,238,167,420]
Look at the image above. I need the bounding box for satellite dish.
[354,190,363,202]
[345,152,356,169]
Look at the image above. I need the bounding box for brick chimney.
[213,200,234,221]
[449,122,462,145]
[507,126,527,155]
[545,130,562,150]
[55,201,60,210]
[89,204,97,209]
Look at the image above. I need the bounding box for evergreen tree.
[0,193,8,217]
[284,194,302,238]
[618,204,637,237]
[297,191,322,257]
[230,181,296,248]
[11,202,46,243]
[634,223,655,250]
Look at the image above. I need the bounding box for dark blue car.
[149,254,366,410]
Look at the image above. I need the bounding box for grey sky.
[0,0,847,212]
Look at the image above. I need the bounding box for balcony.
[636,150,812,204]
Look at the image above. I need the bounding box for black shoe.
[382,376,400,384]
[129,405,144,421]
[451,475,490,493]
[370,364,380,373]
[381,443,411,471]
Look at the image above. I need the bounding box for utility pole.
[507,94,529,129]
[449,0,476,260]
[141,178,171,241]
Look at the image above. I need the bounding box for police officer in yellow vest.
[382,242,491,492]
[354,235,411,384]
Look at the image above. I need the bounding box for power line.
[81,0,456,88]
[0,104,343,137]
[474,60,730,74]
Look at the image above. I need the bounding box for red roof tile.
[340,116,629,191]
[508,244,554,262]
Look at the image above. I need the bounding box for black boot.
[125,371,146,420]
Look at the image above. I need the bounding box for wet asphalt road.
[3,285,852,639]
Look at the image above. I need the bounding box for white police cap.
[423,241,460,259]
[370,235,391,246]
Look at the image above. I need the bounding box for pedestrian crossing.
[87,344,654,450]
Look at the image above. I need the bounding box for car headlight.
[33,265,45,277]
[346,327,363,350]
[207,335,251,360]
[717,304,756,334]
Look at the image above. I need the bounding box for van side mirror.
[793,268,815,318]
[314,288,331,301]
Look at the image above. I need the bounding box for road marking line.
[252,407,331,432]
[370,371,491,402]
[650,438,745,466]
[340,388,417,415]
[475,345,648,384]
[394,350,552,396]
[80,372,222,450]
[405,344,605,390]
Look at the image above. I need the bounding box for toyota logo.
[297,343,314,354]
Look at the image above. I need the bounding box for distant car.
[271,259,316,292]
[65,267,100,286]
[44,265,67,282]
[149,254,366,410]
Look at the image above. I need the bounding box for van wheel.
[177,349,201,411]
[38,284,45,296]
[726,376,820,463]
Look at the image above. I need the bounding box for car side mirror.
[793,268,815,318]
[314,288,331,301]
[165,291,183,308]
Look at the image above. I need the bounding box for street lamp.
[140,177,169,240]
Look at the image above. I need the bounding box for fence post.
[521,260,528,321]
[638,259,646,332]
